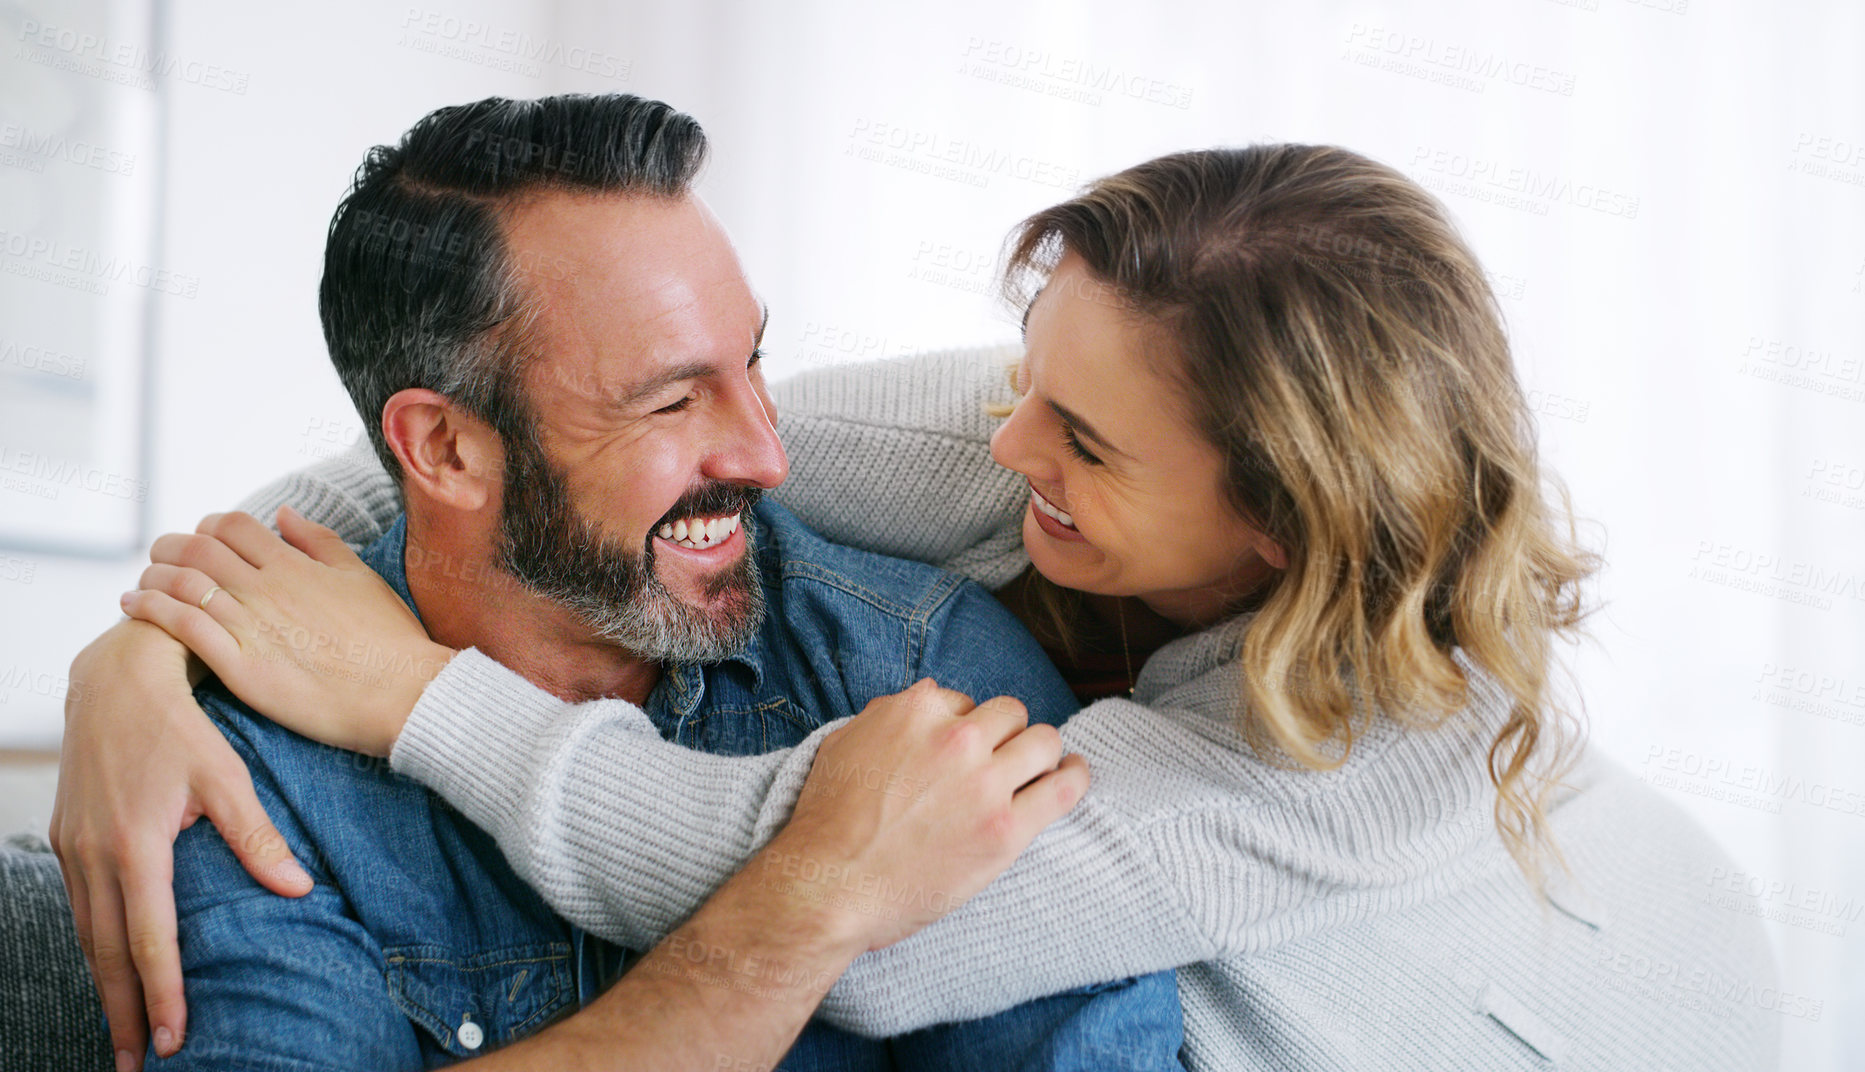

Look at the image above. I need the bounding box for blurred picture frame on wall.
[0,0,166,556]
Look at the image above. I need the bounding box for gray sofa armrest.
[1,835,111,1070]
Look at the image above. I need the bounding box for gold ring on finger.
[199,585,223,611]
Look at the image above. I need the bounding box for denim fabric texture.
[151,501,1184,1070]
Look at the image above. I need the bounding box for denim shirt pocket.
[679,696,824,754]
[383,942,576,1058]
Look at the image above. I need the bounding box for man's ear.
[381,389,503,511]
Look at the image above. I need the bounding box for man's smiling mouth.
[656,512,742,550]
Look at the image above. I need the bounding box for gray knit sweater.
[240,348,1780,1071]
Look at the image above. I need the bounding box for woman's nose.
[990,398,1047,480]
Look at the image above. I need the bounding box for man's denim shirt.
[155,501,1184,1071]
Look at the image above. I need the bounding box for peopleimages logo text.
[15,19,249,93]
[0,448,146,502]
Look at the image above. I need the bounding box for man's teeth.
[657,512,741,549]
[1032,488,1075,528]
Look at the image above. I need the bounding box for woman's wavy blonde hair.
[1002,145,1600,885]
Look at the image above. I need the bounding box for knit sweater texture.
[238,346,1780,1071]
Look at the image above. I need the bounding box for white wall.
[0,1,1859,1067]
[0,0,565,746]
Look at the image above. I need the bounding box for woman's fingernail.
[154,1025,173,1054]
[119,591,135,607]
[115,1050,134,1072]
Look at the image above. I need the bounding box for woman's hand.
[118,508,455,757]
[759,680,1091,952]
[50,618,314,1070]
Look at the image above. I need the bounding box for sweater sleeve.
[390,648,827,952]
[814,784,1215,1035]
[231,349,1029,574]
[233,440,401,549]
[767,346,1033,588]
[389,651,1215,1036]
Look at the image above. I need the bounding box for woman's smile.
[1028,485,1086,541]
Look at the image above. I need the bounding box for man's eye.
[749,347,765,368]
[656,395,695,415]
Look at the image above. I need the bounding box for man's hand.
[769,679,1091,950]
[49,619,313,1070]
[119,508,454,757]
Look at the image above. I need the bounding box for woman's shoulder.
[1057,684,1495,841]
[1047,648,1518,926]
[1084,630,1507,815]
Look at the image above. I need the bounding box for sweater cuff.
[390,648,582,833]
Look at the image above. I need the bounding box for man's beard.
[494,421,766,663]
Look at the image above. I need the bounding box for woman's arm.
[388,652,1214,1036]
[394,649,810,949]
[53,622,316,1069]
[234,439,401,548]
[120,512,1212,1037]
[448,679,1086,1072]
[766,345,1032,587]
[119,510,1187,1036]
[52,347,1033,1066]
[244,347,1032,580]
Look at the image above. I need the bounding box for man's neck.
[403,514,661,706]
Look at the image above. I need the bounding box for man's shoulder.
[752,498,979,621]
[748,498,1077,726]
[192,679,287,746]
[191,680,399,794]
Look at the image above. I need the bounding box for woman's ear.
[1257,534,1289,571]
[380,389,503,512]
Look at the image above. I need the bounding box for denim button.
[458,1018,484,1050]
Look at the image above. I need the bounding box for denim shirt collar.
[358,515,419,615]
[363,514,767,723]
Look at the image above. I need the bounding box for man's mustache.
[651,483,764,535]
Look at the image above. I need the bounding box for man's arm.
[156,880,424,1071]
[155,716,426,1072]
[463,828,863,1072]
[54,621,316,1068]
[874,582,1190,1070]
[890,972,1185,1072]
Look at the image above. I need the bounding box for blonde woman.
[77,145,1776,1069]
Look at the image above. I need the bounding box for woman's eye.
[1061,425,1102,465]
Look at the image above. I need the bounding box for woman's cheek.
[1061,482,1096,531]
[1093,487,1163,561]
[1072,479,1130,534]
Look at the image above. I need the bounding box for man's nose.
[708,381,789,489]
